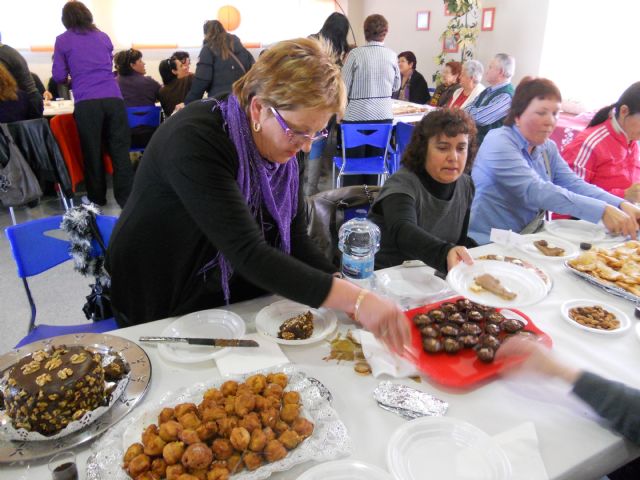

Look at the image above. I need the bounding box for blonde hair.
[0,63,18,102]
[233,37,346,117]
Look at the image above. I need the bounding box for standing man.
[465,53,515,145]
[0,42,43,118]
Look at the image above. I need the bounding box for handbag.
[0,123,42,207]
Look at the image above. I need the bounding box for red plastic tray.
[403,296,552,388]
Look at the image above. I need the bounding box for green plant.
[433,0,480,84]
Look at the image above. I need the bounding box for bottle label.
[341,254,374,280]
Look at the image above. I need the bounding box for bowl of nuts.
[560,300,631,335]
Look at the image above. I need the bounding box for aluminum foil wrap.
[373,381,448,420]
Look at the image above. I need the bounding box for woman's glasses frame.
[269,107,328,145]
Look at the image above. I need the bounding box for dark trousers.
[74,98,133,207]
[340,119,392,187]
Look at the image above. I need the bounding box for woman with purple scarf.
[106,38,410,353]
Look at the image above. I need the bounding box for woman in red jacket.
[562,82,640,202]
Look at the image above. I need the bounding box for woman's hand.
[355,292,412,355]
[43,90,53,101]
[601,205,638,239]
[624,184,640,203]
[446,246,473,271]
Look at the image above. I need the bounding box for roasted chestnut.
[422,338,442,353]
[429,309,446,323]
[455,298,473,311]
[461,322,482,336]
[486,312,505,324]
[441,303,458,315]
[476,347,495,363]
[466,310,484,322]
[447,313,465,326]
[503,318,525,333]
[420,325,440,338]
[413,313,432,326]
[484,323,501,336]
[440,324,460,337]
[460,335,479,348]
[479,334,501,350]
[443,338,462,354]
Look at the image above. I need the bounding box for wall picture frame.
[416,11,430,31]
[481,7,496,31]
[442,33,459,53]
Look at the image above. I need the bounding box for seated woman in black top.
[106,38,410,353]
[0,63,36,123]
[394,51,430,104]
[369,109,477,274]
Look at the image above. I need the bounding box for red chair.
[49,114,114,193]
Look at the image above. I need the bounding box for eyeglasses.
[269,107,328,145]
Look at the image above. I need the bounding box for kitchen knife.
[139,336,259,347]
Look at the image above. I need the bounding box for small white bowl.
[560,299,631,335]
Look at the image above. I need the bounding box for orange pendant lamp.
[217,5,241,32]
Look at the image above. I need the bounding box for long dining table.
[3,236,640,479]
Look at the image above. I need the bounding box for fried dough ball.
[187,468,208,480]
[234,393,256,416]
[292,417,314,438]
[196,421,218,441]
[203,388,224,404]
[179,429,201,445]
[159,420,184,442]
[264,383,283,399]
[263,427,276,441]
[174,403,198,418]
[209,460,228,470]
[206,467,230,480]
[124,443,145,467]
[151,458,167,477]
[201,406,227,423]
[176,474,200,480]
[254,394,267,411]
[135,472,159,480]
[181,442,214,471]
[266,373,288,388]
[211,438,234,461]
[260,408,278,428]
[179,412,202,430]
[282,391,300,405]
[163,441,186,465]
[249,427,267,452]
[216,416,238,437]
[274,419,289,435]
[165,464,185,480]
[235,383,252,396]
[242,451,263,471]
[280,403,300,424]
[226,454,242,474]
[223,395,236,414]
[142,424,159,445]
[264,395,282,409]
[245,374,267,394]
[127,453,151,477]
[159,407,176,424]
[279,429,302,450]
[264,439,288,462]
[229,426,251,451]
[143,434,167,456]
[238,412,261,433]
[220,380,238,397]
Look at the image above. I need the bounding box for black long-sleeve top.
[106,100,336,327]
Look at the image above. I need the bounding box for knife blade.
[139,336,259,347]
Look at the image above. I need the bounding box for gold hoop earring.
[252,121,261,132]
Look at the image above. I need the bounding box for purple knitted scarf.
[200,95,299,302]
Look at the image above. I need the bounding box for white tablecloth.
[43,100,74,117]
[4,241,640,479]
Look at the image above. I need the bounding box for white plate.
[517,234,579,261]
[560,299,631,335]
[447,260,548,308]
[157,309,246,363]
[378,267,450,302]
[298,459,392,480]
[255,300,338,345]
[545,219,605,242]
[386,417,511,480]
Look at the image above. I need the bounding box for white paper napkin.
[490,228,527,247]
[215,333,290,376]
[493,422,549,480]
[356,329,420,378]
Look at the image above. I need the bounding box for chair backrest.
[395,122,415,159]
[126,106,162,129]
[341,123,394,151]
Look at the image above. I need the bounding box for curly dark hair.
[402,109,478,174]
[61,1,97,32]
[114,49,143,76]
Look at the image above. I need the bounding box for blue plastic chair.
[5,214,119,347]
[126,105,162,153]
[332,123,394,188]
[391,122,416,174]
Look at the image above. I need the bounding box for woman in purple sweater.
[52,1,133,207]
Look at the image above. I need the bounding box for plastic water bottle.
[338,217,380,288]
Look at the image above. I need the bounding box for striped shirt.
[342,41,400,121]
[465,81,513,126]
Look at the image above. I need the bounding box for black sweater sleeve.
[409,71,431,104]
[380,193,455,273]
[572,371,640,444]
[184,46,213,104]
